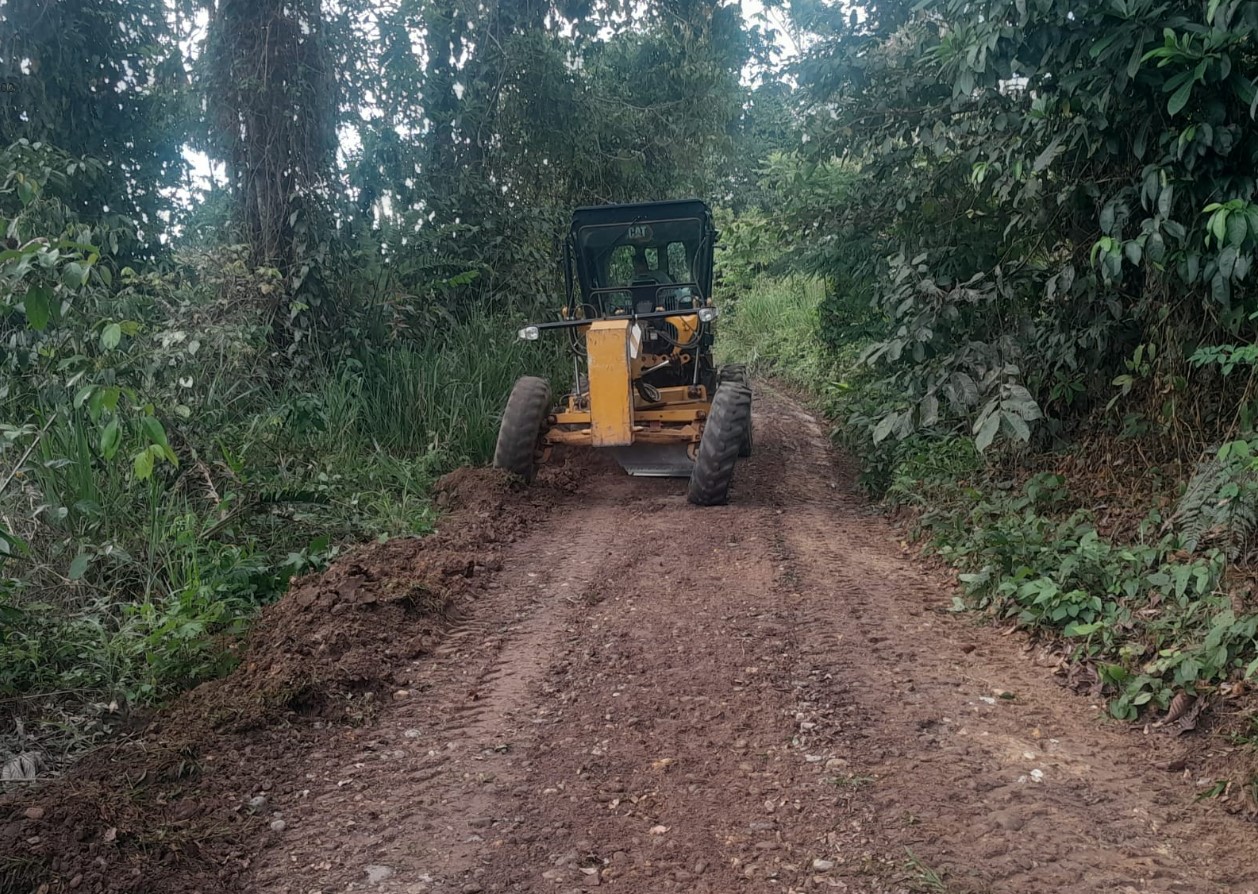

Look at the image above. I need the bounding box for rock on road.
[249,386,1258,894]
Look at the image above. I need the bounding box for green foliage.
[716,276,833,390]
[0,0,188,255]
[0,220,561,706]
[784,0,1258,455]
[913,470,1258,721]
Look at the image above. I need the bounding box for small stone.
[270,820,287,832]
[68,875,82,889]
[812,859,835,871]
[393,689,411,700]
[246,795,269,813]
[23,807,44,821]
[365,865,395,884]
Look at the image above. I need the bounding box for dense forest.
[4,0,1258,771]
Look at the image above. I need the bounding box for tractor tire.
[493,376,551,483]
[717,367,753,457]
[719,363,748,386]
[688,383,752,506]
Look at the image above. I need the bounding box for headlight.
[518,325,540,340]
[698,307,719,323]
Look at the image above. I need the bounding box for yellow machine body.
[543,315,711,476]
[585,319,636,447]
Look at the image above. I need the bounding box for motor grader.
[493,199,752,505]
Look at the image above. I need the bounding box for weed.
[904,849,950,893]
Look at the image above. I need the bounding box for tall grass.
[1,307,565,718]
[717,276,835,390]
[322,312,562,462]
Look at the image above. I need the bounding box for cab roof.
[570,199,712,231]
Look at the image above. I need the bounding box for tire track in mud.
[249,387,1258,894]
[249,492,665,893]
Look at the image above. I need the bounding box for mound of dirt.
[0,462,578,894]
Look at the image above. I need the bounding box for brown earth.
[8,386,1258,894]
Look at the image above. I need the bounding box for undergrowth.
[723,275,1258,722]
[1,245,563,743]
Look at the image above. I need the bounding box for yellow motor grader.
[493,199,752,505]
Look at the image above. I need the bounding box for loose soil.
[7,387,1258,894]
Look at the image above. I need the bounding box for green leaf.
[1003,410,1031,443]
[100,418,121,460]
[1032,136,1065,173]
[140,415,169,448]
[16,178,36,206]
[1211,210,1230,244]
[101,322,122,351]
[133,448,155,480]
[1167,80,1193,116]
[23,285,52,331]
[974,412,1000,452]
[872,414,898,444]
[919,394,939,428]
[1099,202,1116,235]
[68,552,91,581]
[1219,245,1239,280]
[62,262,86,289]
[1227,211,1248,247]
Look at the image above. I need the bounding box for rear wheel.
[493,376,551,483]
[719,363,748,386]
[718,366,753,457]
[739,414,754,458]
[688,383,752,506]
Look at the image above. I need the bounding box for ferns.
[1172,449,1258,559]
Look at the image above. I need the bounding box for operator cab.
[565,199,715,319]
[564,200,718,391]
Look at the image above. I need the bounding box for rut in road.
[253,386,1258,894]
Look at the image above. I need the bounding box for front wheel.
[688,383,752,506]
[493,376,551,483]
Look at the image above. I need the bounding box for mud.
[7,390,1258,894]
[0,464,577,894]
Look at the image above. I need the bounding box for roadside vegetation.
[718,1,1258,724]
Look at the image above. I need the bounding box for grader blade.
[611,444,695,477]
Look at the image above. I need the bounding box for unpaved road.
[242,387,1258,894]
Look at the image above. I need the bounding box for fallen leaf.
[1174,697,1207,735]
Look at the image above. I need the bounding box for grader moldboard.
[493,199,752,505]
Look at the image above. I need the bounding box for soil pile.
[0,463,575,894]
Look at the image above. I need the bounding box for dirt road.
[223,386,1258,894]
